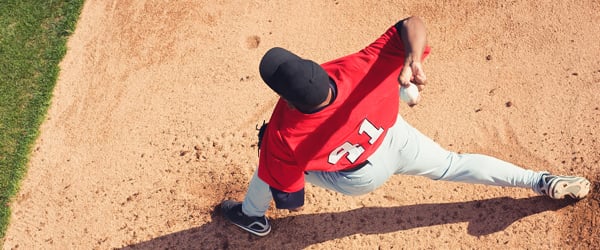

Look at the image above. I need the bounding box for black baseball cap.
[259,47,330,112]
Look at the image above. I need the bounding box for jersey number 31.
[328,118,384,164]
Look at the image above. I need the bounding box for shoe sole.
[232,222,271,237]
[550,177,591,199]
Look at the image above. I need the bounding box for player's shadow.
[120,196,574,249]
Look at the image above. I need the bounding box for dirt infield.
[3,0,600,249]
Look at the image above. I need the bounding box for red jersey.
[258,25,431,192]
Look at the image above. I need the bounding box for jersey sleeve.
[256,105,306,193]
[255,110,307,208]
[257,151,305,192]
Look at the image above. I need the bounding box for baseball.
[400,82,420,106]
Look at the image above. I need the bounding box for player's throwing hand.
[399,60,427,91]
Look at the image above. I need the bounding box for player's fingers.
[414,73,427,86]
[416,83,425,91]
[413,76,426,92]
[412,63,427,85]
[398,67,413,87]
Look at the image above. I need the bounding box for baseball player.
[220,16,591,237]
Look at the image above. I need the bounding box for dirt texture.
[3,0,600,249]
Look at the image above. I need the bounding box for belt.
[339,161,369,172]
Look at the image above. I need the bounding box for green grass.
[0,0,84,241]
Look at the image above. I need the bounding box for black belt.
[339,161,369,172]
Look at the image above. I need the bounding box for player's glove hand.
[257,121,268,150]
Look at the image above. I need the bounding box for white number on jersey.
[328,119,384,164]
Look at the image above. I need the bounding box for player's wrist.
[404,54,422,66]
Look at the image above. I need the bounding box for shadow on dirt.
[560,175,600,248]
[120,196,575,249]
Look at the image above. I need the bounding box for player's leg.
[221,169,272,236]
[241,170,273,216]
[373,115,544,190]
[374,115,590,199]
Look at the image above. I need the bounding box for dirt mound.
[3,0,599,249]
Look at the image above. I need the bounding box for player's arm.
[397,16,428,90]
